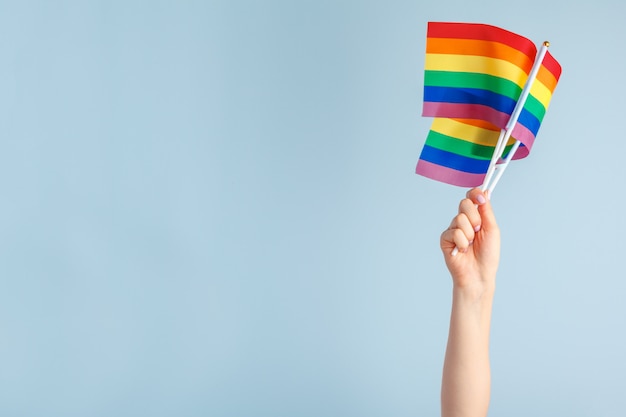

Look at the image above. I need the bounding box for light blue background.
[1,1,624,416]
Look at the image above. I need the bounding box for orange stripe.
[427,38,534,73]
[451,119,516,146]
[536,65,558,93]
[452,118,501,131]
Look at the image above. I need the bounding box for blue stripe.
[419,144,490,174]
[518,107,540,136]
[424,86,517,116]
[424,86,542,136]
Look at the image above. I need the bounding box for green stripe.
[523,95,546,122]
[426,130,514,160]
[424,71,522,100]
[426,70,549,122]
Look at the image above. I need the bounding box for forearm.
[441,285,495,417]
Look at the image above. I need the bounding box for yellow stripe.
[529,79,552,109]
[426,53,555,110]
[431,118,516,147]
[425,54,528,89]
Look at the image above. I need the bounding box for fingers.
[458,198,481,233]
[441,228,470,254]
[466,188,498,232]
[441,200,479,253]
[442,220,473,253]
[441,188,499,256]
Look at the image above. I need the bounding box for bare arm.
[440,188,500,417]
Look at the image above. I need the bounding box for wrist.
[452,281,495,303]
[451,284,495,331]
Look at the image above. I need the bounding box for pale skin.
[440,188,500,417]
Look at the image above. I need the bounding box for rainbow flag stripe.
[416,22,562,187]
[418,118,517,186]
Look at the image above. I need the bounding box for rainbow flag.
[416,22,562,187]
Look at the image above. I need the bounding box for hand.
[440,188,500,292]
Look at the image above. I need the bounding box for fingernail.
[477,194,486,205]
[474,225,481,232]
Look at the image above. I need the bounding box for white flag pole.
[480,41,551,193]
[487,140,522,194]
[481,128,507,191]
[452,42,551,256]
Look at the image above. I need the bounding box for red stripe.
[427,22,536,58]
[541,50,562,81]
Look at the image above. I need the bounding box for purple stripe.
[510,143,529,160]
[415,159,485,187]
[422,102,538,156]
[422,102,510,128]
[511,123,535,152]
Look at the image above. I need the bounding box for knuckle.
[452,228,468,246]
[458,198,473,211]
[454,213,468,225]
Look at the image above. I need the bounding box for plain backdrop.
[0,1,624,416]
